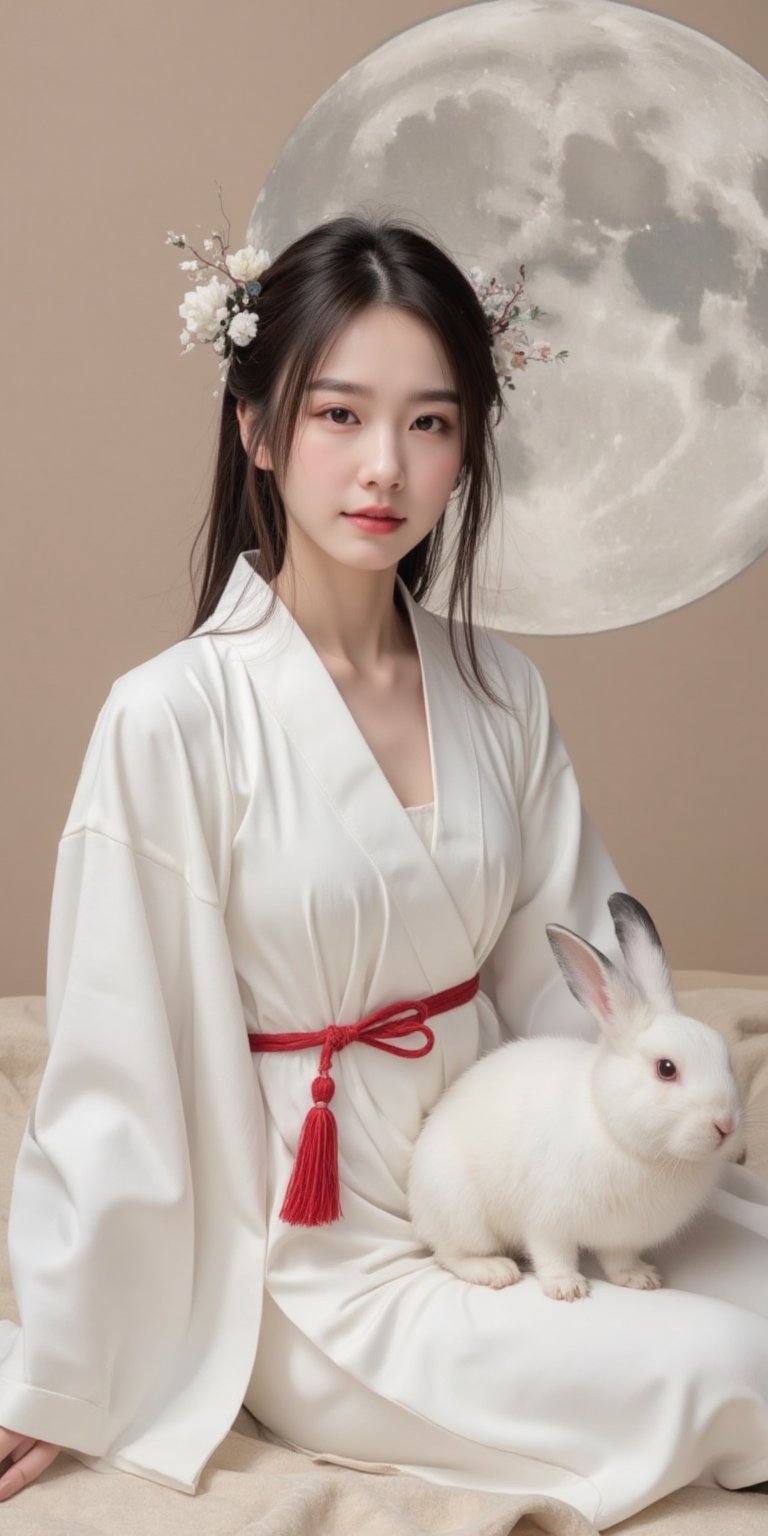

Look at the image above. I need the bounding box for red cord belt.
[248,972,480,1227]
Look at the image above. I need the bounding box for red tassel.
[279,1073,342,1225]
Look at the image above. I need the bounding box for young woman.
[0,215,766,1526]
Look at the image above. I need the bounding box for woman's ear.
[236,399,273,472]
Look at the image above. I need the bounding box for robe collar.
[195,549,482,989]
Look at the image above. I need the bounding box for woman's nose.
[358,430,404,488]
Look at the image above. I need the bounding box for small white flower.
[178,274,232,342]
[166,231,186,246]
[179,259,199,272]
[227,311,258,345]
[213,335,227,354]
[225,245,271,282]
[180,328,190,345]
[203,238,214,252]
[491,339,513,378]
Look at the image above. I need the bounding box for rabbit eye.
[656,1059,679,1081]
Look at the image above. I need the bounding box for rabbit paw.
[441,1255,522,1288]
[606,1262,663,1291]
[539,1270,591,1302]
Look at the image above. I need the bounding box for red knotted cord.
[248,972,480,1226]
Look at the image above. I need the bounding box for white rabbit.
[407,892,743,1302]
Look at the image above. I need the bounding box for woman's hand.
[0,1426,63,1500]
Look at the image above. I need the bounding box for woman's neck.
[269,554,412,670]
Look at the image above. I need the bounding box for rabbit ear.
[607,892,678,1013]
[545,924,646,1042]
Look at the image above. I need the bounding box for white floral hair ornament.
[467,264,568,389]
[166,191,567,399]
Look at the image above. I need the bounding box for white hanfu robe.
[1,547,767,1531]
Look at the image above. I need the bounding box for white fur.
[407,893,744,1302]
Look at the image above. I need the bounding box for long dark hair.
[182,210,514,710]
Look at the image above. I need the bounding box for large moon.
[245,0,768,634]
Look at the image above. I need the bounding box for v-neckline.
[227,551,439,821]
[315,577,437,816]
[198,548,484,988]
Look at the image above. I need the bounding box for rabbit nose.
[714,1119,736,1140]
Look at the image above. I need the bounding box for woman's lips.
[342,513,404,534]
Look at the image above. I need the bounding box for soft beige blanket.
[1,973,767,1533]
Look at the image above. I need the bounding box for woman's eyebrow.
[308,376,460,404]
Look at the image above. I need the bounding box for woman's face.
[240,305,464,573]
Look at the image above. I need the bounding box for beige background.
[2,0,766,994]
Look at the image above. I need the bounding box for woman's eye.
[323,407,354,425]
[414,414,449,433]
[320,408,449,432]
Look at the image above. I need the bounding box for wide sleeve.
[479,648,631,1044]
[0,659,267,1492]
